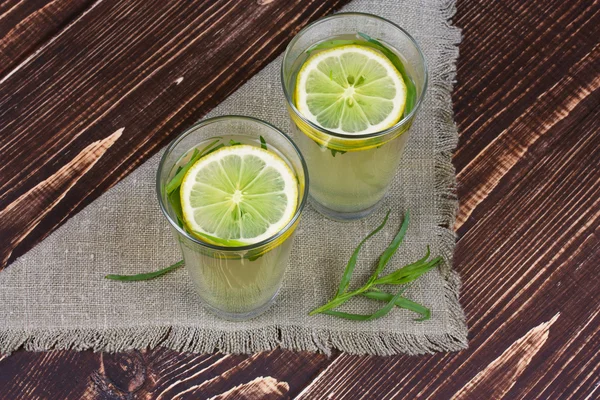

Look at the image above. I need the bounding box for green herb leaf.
[368,210,409,284]
[309,289,359,315]
[374,245,430,281]
[330,149,347,157]
[191,231,247,247]
[248,253,264,262]
[166,139,222,194]
[105,260,184,281]
[375,256,442,286]
[306,39,358,54]
[361,290,430,321]
[168,189,184,227]
[229,139,242,146]
[259,135,267,150]
[204,143,225,156]
[336,210,390,297]
[322,287,406,321]
[197,138,223,155]
[166,148,199,194]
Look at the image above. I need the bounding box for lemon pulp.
[295,44,407,135]
[180,145,298,245]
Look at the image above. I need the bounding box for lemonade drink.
[291,121,409,214]
[282,13,427,221]
[157,117,308,320]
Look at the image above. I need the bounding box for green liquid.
[165,136,297,314]
[179,229,294,314]
[292,127,409,213]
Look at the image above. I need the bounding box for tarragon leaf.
[336,210,390,297]
[322,287,406,321]
[362,289,430,321]
[260,135,267,150]
[192,231,247,247]
[105,260,184,281]
[330,149,347,157]
[375,256,442,286]
[368,210,409,283]
[166,138,222,194]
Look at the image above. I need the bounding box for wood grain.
[0,128,122,268]
[0,0,349,270]
[0,349,331,399]
[0,0,95,76]
[452,314,560,399]
[1,0,599,399]
[210,377,290,400]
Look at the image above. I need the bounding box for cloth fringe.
[1,322,467,356]
[430,0,469,351]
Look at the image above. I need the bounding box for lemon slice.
[180,145,298,246]
[295,44,407,135]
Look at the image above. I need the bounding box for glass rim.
[280,12,429,140]
[156,115,309,252]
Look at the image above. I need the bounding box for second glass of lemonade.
[157,116,308,320]
[281,13,427,221]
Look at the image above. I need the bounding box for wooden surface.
[1,0,599,398]
[0,0,349,269]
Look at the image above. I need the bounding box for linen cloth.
[0,0,466,355]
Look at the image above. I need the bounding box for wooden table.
[1,0,598,398]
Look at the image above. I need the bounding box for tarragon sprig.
[309,210,441,321]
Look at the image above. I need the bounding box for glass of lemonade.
[281,13,427,221]
[156,116,308,320]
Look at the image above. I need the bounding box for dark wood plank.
[453,0,600,230]
[210,377,290,399]
[0,0,95,77]
[0,0,349,270]
[143,349,331,399]
[1,0,599,399]
[0,348,332,399]
[0,350,99,399]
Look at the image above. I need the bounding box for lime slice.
[180,145,298,246]
[295,44,407,135]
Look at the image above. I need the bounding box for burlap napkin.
[0,0,467,356]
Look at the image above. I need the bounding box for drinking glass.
[281,13,427,221]
[156,116,308,320]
